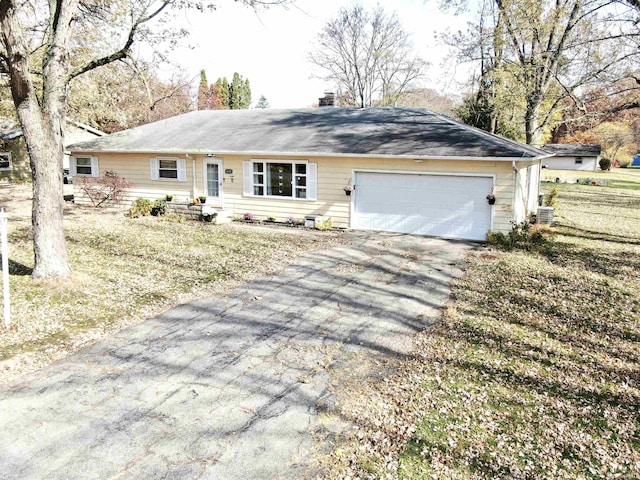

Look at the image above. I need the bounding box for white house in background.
[542,144,602,171]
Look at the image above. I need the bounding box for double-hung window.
[244,160,316,200]
[70,155,99,177]
[150,157,187,182]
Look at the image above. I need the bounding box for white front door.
[204,160,222,206]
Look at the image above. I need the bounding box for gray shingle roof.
[68,107,547,159]
[543,143,601,156]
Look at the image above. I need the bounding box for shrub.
[486,221,550,251]
[544,186,559,209]
[599,158,611,171]
[618,160,630,168]
[243,212,254,221]
[266,215,276,222]
[315,217,333,231]
[129,198,152,218]
[151,198,167,216]
[201,211,218,223]
[79,170,131,207]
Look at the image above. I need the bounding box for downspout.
[512,160,519,223]
[186,153,196,199]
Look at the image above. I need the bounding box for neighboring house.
[68,108,549,241]
[0,126,29,183]
[0,119,105,184]
[542,144,602,171]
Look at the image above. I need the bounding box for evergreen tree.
[243,79,252,108]
[218,78,230,109]
[227,73,252,109]
[200,73,250,110]
[229,72,242,109]
[197,70,210,110]
[256,95,270,109]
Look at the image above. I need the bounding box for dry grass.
[322,171,640,479]
[0,185,349,384]
[542,167,640,190]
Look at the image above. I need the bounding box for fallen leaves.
[0,190,349,384]
[320,177,640,479]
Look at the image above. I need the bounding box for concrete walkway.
[0,232,472,480]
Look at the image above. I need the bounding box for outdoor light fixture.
[205,153,216,157]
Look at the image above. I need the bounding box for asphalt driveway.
[0,232,472,479]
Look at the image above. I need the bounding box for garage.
[351,172,494,241]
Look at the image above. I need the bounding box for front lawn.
[325,171,640,479]
[0,187,347,383]
[542,167,640,191]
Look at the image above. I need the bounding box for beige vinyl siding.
[219,155,516,233]
[72,153,195,206]
[71,151,528,235]
[512,160,540,224]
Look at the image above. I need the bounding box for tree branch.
[69,0,171,80]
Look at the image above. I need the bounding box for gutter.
[67,148,553,163]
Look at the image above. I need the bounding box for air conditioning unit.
[537,207,554,225]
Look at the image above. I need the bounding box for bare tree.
[308,5,427,108]
[443,0,640,145]
[68,60,195,133]
[395,88,458,116]
[0,0,287,280]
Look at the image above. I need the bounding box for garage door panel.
[353,172,492,241]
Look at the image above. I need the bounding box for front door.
[204,160,222,206]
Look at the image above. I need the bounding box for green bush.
[129,198,152,218]
[599,158,611,171]
[201,211,218,223]
[151,198,167,216]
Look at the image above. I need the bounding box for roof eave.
[68,147,549,161]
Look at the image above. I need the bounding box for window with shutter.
[151,157,187,182]
[71,155,98,177]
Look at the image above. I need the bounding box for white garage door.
[352,172,493,241]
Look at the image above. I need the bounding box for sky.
[163,0,472,108]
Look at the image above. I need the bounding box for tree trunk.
[0,0,72,279]
[525,97,542,146]
[28,124,71,280]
